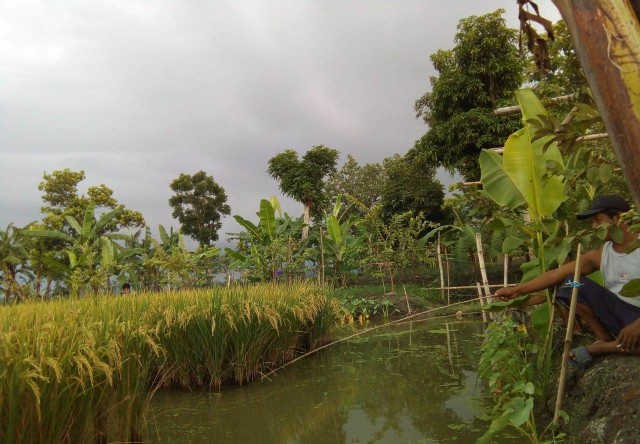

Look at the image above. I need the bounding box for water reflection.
[148,319,511,443]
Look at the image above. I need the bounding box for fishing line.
[261,295,489,380]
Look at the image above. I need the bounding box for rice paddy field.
[0,282,339,443]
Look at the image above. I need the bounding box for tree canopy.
[267,145,339,237]
[168,171,231,246]
[325,154,386,219]
[38,169,145,234]
[379,155,446,224]
[410,9,525,180]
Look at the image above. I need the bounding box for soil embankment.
[560,355,640,443]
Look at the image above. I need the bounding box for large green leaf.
[259,199,276,241]
[159,225,170,245]
[480,89,565,220]
[326,214,345,259]
[479,149,526,209]
[100,237,114,267]
[90,206,123,239]
[531,303,551,338]
[224,248,246,262]
[22,229,74,243]
[65,216,83,237]
[506,397,534,427]
[233,215,261,241]
[82,201,97,239]
[505,89,565,219]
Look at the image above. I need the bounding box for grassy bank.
[0,282,338,443]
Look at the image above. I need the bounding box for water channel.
[147,318,516,443]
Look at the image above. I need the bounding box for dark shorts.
[556,275,640,337]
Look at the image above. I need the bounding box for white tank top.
[601,241,640,308]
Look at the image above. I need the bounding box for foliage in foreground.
[0,282,338,443]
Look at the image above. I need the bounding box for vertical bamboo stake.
[319,227,325,287]
[475,233,493,305]
[402,285,412,315]
[554,244,583,426]
[503,254,509,287]
[445,246,451,305]
[477,282,488,323]
[437,233,445,302]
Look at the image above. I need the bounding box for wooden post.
[554,244,583,425]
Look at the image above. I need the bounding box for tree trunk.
[552,0,640,208]
[302,201,311,239]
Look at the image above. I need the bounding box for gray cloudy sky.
[0,0,560,247]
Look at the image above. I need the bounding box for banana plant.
[23,202,126,295]
[226,197,306,281]
[480,89,567,307]
[323,195,361,286]
[477,89,570,442]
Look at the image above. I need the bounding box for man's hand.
[617,318,640,352]
[494,286,519,301]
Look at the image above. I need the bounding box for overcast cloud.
[0,1,560,247]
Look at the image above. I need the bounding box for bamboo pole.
[493,94,575,115]
[554,244,583,426]
[425,284,514,290]
[437,233,445,303]
[475,233,493,305]
[445,246,451,305]
[403,285,412,315]
[477,282,488,323]
[503,254,509,288]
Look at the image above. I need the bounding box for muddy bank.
[558,355,640,443]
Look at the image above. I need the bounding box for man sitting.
[495,195,640,366]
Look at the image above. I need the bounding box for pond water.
[147,318,515,443]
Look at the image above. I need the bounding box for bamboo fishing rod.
[260,295,491,380]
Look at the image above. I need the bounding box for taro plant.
[477,318,566,443]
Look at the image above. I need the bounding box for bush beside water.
[0,282,338,443]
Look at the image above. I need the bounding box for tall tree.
[410,9,525,180]
[168,171,231,246]
[325,154,386,219]
[267,145,339,238]
[39,169,145,234]
[379,155,446,224]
